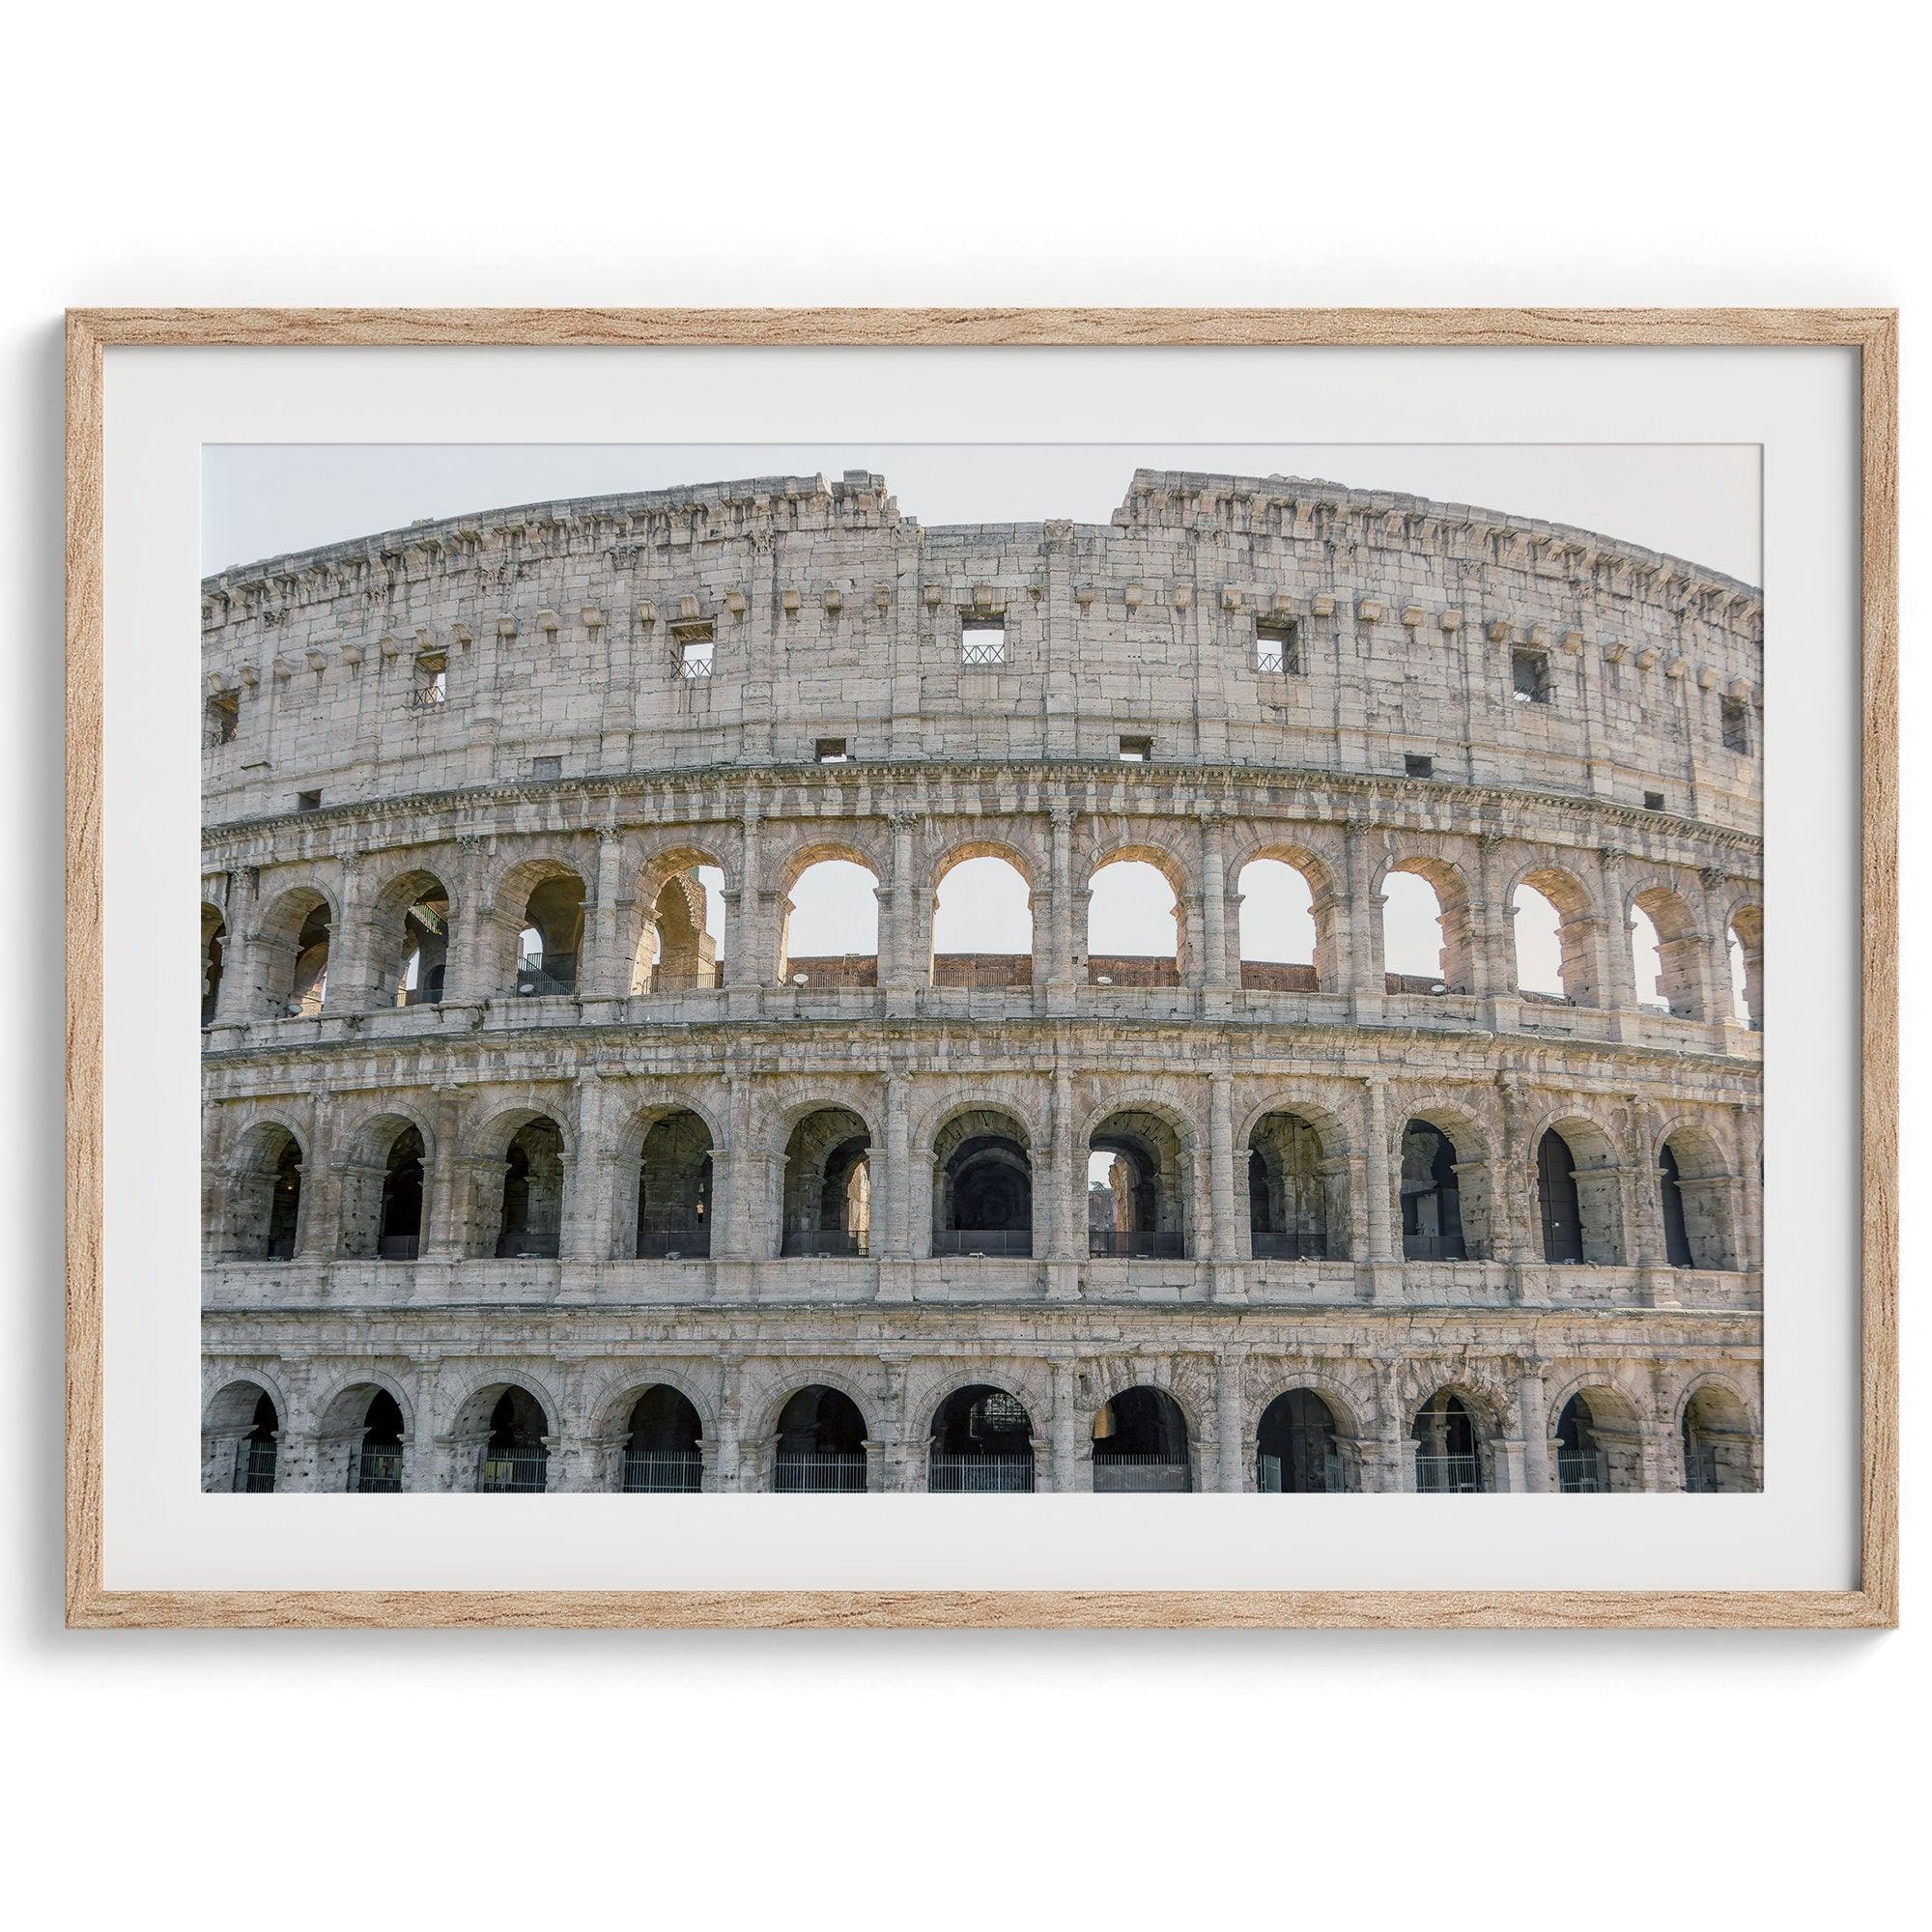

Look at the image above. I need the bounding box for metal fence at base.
[355,1446,405,1492]
[235,1442,277,1493]
[1091,1456,1191,1492]
[1414,1454,1483,1493]
[621,1451,704,1493]
[927,1454,1036,1492]
[479,1449,547,1493]
[773,1452,867,1493]
[1557,1450,1606,1493]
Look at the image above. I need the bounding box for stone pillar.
[1343,819,1383,1008]
[1199,812,1230,992]
[1624,1095,1665,1267]
[1050,1362,1084,1493]
[1597,846,1636,1012]
[443,837,495,1005]
[1362,1076,1396,1262]
[723,1074,762,1261]
[1474,830,1509,999]
[1208,1070,1239,1262]
[295,1090,335,1258]
[1496,1079,1539,1268]
[559,1074,608,1261]
[1215,1354,1246,1492]
[1048,805,1076,994]
[1734,1104,1763,1273]
[584,831,627,997]
[728,809,764,992]
[328,853,378,1010]
[1701,866,1740,1024]
[1517,1360,1552,1493]
[714,1356,747,1491]
[883,1070,912,1259]
[887,810,920,995]
[212,874,254,1026]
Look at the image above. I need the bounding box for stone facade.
[200,469,1764,1496]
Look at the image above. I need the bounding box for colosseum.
[197,466,1763,1498]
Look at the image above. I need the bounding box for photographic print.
[195,440,1767,1503]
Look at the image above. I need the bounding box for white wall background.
[1,4,1919,1926]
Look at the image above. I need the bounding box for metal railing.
[781,1229,870,1258]
[1254,642,1298,674]
[495,1231,560,1260]
[928,1454,1035,1492]
[1402,1234,1472,1262]
[355,1445,405,1492]
[1256,1452,1353,1493]
[931,1229,1033,1258]
[1683,1446,1721,1494]
[959,638,1007,668]
[773,1451,867,1493]
[1557,1449,1605,1493]
[1414,1454,1484,1493]
[409,682,447,709]
[1250,1232,1327,1261]
[515,964,577,997]
[377,1234,419,1260]
[479,1448,547,1493]
[1088,1230,1186,1260]
[636,1228,710,1260]
[234,1441,277,1493]
[676,652,714,679]
[621,1450,703,1493]
[1091,1455,1191,1493]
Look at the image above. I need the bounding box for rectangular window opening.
[1119,734,1152,763]
[295,788,322,812]
[411,659,447,708]
[205,690,240,746]
[1255,619,1301,674]
[960,617,1007,668]
[815,737,850,763]
[1643,788,1666,811]
[1511,648,1551,703]
[1720,695,1749,753]
[530,755,562,781]
[1405,753,1435,779]
[672,621,716,679]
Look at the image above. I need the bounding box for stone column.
[1343,819,1383,1008]
[1624,1095,1664,1267]
[327,852,378,1010]
[1208,1070,1239,1262]
[1048,804,1076,995]
[728,809,764,993]
[1215,1353,1246,1492]
[714,1356,747,1491]
[886,810,920,996]
[1050,1362,1084,1493]
[1474,831,1510,1000]
[1597,846,1637,1013]
[212,874,254,1026]
[1701,866,1740,1025]
[559,1074,608,1260]
[584,830,628,997]
[295,1090,335,1258]
[1517,1360,1552,1493]
[1199,811,1230,993]
[723,1074,763,1261]
[443,837,495,1005]
[1361,1076,1396,1262]
[1497,1079,1539,1269]
[1734,1104,1763,1273]
[883,1069,912,1259]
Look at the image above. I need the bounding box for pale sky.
[206,444,1757,1017]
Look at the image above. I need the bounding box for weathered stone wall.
[200,469,1763,1495]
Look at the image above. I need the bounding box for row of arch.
[205,1370,1760,1495]
[202,836,1763,1025]
[213,1095,1744,1272]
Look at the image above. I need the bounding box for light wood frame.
[64,307,1899,1630]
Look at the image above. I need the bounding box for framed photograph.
[65,308,1897,1629]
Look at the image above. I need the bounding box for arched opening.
[1381,863,1466,992]
[1511,882,1566,1000]
[635,866,724,994]
[1247,1111,1338,1260]
[201,905,225,1026]
[1087,855,1180,987]
[634,1109,714,1258]
[1400,1119,1465,1261]
[514,869,585,996]
[496,1116,565,1259]
[1729,906,1763,1029]
[390,878,450,1007]
[619,1386,703,1492]
[1091,1385,1191,1492]
[477,1387,550,1493]
[780,858,879,988]
[1411,1389,1488,1492]
[1237,857,1321,993]
[930,852,1034,988]
[1555,1390,1644,1493]
[773,1385,867,1492]
[377,1125,425,1259]
[203,1378,281,1492]
[1087,1109,1188,1259]
[1658,1128,1734,1270]
[931,1108,1033,1257]
[1537,1127,1584,1264]
[286,902,331,1016]
[781,1107,871,1256]
[1257,1389,1351,1492]
[927,1384,1036,1492]
[354,1389,406,1492]
[1631,886,1705,1018]
[225,1123,305,1260]
[1682,1383,1758,1492]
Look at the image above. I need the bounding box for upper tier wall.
[201,469,1764,834]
